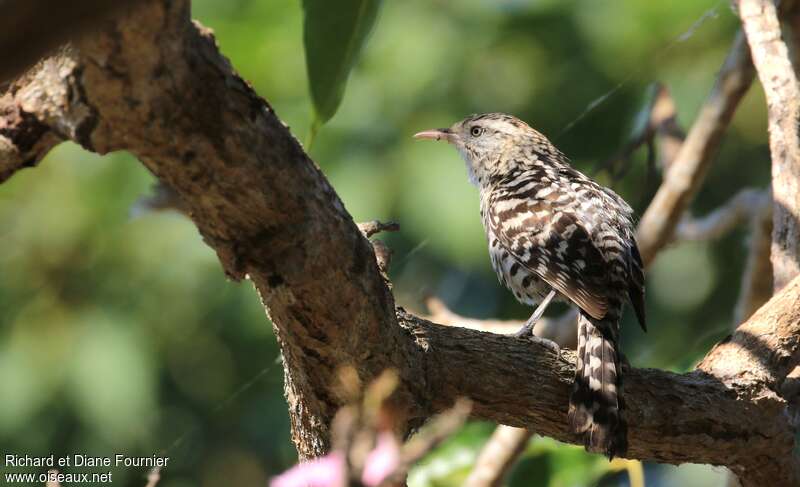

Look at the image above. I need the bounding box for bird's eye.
[470,126,483,137]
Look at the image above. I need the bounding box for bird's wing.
[627,242,647,331]
[487,195,610,320]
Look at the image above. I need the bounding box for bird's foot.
[513,321,535,338]
[527,335,562,360]
[511,324,562,360]
[513,290,556,338]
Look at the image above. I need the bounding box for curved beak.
[413,128,453,143]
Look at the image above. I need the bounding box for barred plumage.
[415,113,646,458]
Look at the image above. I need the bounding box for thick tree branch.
[723,188,774,487]
[0,0,412,460]
[0,1,798,485]
[0,64,64,180]
[738,0,800,291]
[401,277,800,485]
[0,0,145,84]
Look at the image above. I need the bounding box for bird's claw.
[511,327,563,361]
[527,335,562,360]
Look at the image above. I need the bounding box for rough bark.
[400,277,800,484]
[0,0,412,460]
[738,0,800,291]
[0,0,145,85]
[1,1,798,485]
[0,65,63,180]
[733,197,774,324]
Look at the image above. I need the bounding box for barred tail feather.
[568,308,627,458]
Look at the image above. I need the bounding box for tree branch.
[401,276,800,485]
[424,295,578,346]
[636,31,755,265]
[0,0,146,84]
[674,188,770,242]
[738,0,800,291]
[0,64,64,180]
[0,0,410,460]
[0,1,797,485]
[463,425,531,487]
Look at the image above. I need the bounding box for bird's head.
[414,113,563,186]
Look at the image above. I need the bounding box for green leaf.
[302,0,382,128]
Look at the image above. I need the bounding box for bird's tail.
[568,304,627,458]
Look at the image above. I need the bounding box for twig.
[650,84,686,171]
[357,221,399,280]
[358,220,400,238]
[674,188,769,242]
[675,186,773,356]
[378,399,472,487]
[636,31,755,266]
[595,83,684,178]
[371,239,393,278]
[321,372,470,487]
[401,399,472,466]
[463,425,532,487]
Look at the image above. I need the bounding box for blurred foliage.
[302,0,383,141]
[0,0,769,486]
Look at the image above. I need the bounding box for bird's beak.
[413,128,453,143]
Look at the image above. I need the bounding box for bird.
[414,113,646,458]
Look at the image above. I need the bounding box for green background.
[0,1,769,485]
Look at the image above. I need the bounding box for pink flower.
[361,432,400,486]
[270,432,400,487]
[270,452,345,487]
